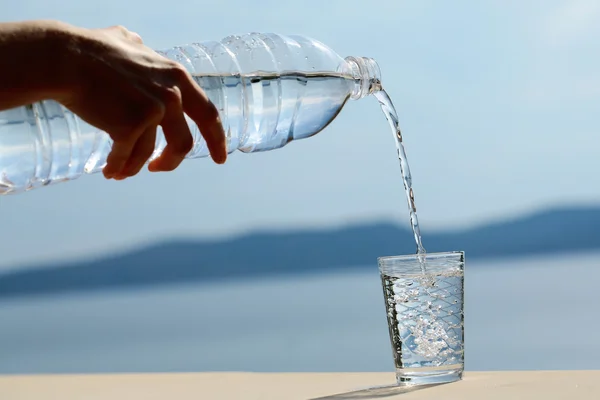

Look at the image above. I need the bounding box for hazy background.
[1,0,600,376]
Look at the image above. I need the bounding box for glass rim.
[377,250,464,264]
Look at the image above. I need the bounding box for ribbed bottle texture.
[0,33,381,195]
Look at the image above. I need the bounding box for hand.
[56,25,227,180]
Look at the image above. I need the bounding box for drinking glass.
[378,251,465,386]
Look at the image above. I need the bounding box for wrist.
[0,20,81,105]
[30,20,83,101]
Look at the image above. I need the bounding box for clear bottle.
[0,32,382,195]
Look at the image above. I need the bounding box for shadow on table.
[309,382,444,400]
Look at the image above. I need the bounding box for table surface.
[0,371,598,400]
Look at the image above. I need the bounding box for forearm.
[0,20,75,110]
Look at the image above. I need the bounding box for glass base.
[395,364,463,386]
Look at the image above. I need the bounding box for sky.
[1,0,600,271]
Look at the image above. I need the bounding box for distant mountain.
[1,206,600,299]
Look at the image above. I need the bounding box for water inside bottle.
[190,71,354,155]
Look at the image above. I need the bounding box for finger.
[102,85,164,179]
[178,73,227,164]
[103,140,135,179]
[148,91,193,172]
[102,106,160,179]
[116,125,157,179]
[148,113,192,172]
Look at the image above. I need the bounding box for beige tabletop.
[0,371,597,400]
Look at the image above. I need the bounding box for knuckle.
[129,31,143,44]
[112,25,129,35]
[202,102,221,126]
[132,145,154,164]
[172,134,194,156]
[137,98,164,126]
[107,129,134,147]
[129,138,156,170]
[141,144,156,161]
[120,103,162,139]
[161,87,183,108]
[166,62,190,84]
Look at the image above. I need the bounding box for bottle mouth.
[343,56,382,100]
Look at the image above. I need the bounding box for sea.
[1,250,599,374]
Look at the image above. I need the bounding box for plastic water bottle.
[0,33,382,195]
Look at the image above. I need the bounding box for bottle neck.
[343,56,382,100]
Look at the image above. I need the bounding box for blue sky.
[1,0,599,271]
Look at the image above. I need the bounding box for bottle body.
[0,33,381,195]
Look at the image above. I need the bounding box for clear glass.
[378,251,465,386]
